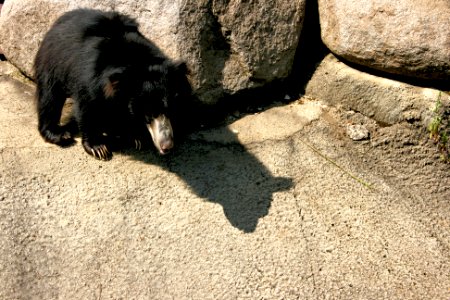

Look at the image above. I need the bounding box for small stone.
[347,124,370,141]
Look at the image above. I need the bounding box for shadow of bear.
[128,128,293,233]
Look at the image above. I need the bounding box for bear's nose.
[159,140,173,154]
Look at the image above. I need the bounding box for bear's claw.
[134,139,142,151]
[83,141,112,160]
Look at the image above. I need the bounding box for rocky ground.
[0,61,449,299]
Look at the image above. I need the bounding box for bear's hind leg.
[37,86,76,147]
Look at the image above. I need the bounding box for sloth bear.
[34,9,188,160]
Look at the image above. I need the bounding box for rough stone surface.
[0,0,305,104]
[305,54,449,127]
[318,0,450,80]
[1,61,450,299]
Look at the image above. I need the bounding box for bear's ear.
[172,61,189,75]
[103,68,125,98]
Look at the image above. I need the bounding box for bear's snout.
[147,114,173,155]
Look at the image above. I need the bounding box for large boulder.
[0,0,306,104]
[318,0,450,81]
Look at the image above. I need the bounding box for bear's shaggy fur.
[34,9,187,160]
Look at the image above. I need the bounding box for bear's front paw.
[82,141,112,160]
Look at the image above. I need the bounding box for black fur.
[34,9,187,160]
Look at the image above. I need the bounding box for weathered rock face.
[318,0,450,81]
[305,54,447,126]
[0,0,306,104]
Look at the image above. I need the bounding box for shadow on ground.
[124,129,293,233]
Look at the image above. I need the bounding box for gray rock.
[0,0,306,104]
[318,0,450,80]
[305,54,449,127]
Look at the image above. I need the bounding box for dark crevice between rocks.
[0,0,4,62]
[287,0,329,97]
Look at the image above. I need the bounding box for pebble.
[346,124,370,141]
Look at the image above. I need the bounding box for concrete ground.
[0,61,449,299]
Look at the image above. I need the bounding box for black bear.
[34,9,188,160]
